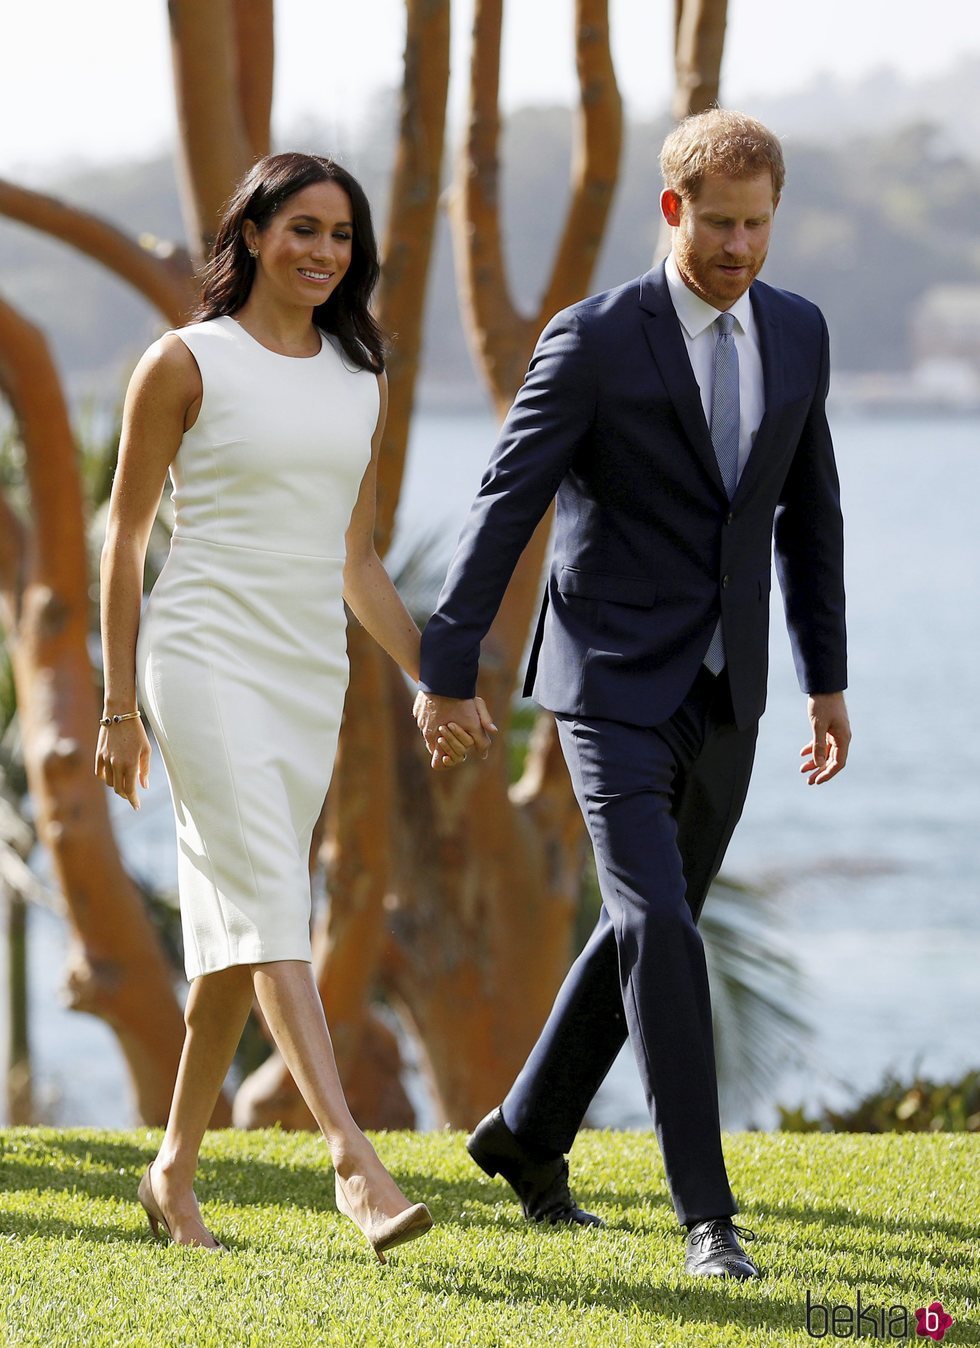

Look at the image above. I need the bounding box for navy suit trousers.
[502,668,758,1225]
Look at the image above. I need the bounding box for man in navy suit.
[415,110,850,1278]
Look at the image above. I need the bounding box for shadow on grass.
[404,1257,980,1342]
[0,1136,329,1213]
[4,1132,977,1320]
[407,1260,813,1337]
[1,1133,150,1176]
[827,1263,979,1311]
[0,1209,150,1246]
[749,1195,978,1247]
[1,1133,665,1227]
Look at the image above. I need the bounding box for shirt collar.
[665,251,753,339]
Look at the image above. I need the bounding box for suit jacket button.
[726,512,734,525]
[722,574,730,588]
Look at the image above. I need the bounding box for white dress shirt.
[664,252,765,483]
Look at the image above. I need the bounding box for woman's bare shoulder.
[129,330,203,404]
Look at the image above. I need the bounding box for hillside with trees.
[2,90,979,412]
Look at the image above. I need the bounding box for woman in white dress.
[96,152,493,1257]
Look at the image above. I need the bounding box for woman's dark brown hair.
[195,152,385,373]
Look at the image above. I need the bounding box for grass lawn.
[0,1128,976,1346]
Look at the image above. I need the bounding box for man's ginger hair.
[659,108,785,202]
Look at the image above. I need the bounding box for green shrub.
[778,1068,980,1133]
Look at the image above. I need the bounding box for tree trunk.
[368,0,622,1126]
[232,0,275,160]
[0,0,661,1136]
[0,294,227,1125]
[231,0,451,1130]
[373,0,453,553]
[168,0,255,258]
[450,0,622,416]
[384,683,585,1125]
[3,886,31,1125]
[242,0,621,1131]
[451,0,622,683]
[672,0,729,120]
[654,0,730,260]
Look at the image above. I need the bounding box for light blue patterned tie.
[704,312,740,675]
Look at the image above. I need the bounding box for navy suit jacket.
[420,262,847,731]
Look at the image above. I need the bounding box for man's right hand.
[413,691,498,771]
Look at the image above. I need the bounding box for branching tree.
[0,0,733,1132]
[225,0,624,1131]
[0,296,190,1123]
[0,181,192,322]
[366,0,733,1125]
[234,0,454,1129]
[0,0,454,1128]
[380,0,621,1123]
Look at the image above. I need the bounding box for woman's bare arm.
[342,372,422,680]
[96,333,200,808]
[343,375,495,768]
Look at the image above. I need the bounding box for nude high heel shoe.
[334,1173,433,1264]
[137,1164,226,1251]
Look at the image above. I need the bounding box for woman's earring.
[248,247,259,259]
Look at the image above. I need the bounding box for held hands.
[413,690,498,771]
[800,692,851,786]
[95,720,152,810]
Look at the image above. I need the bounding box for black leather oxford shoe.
[466,1108,603,1227]
[684,1218,760,1278]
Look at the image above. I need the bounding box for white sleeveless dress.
[136,315,378,979]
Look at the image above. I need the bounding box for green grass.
[0,1128,976,1346]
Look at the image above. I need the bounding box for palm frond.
[701,874,811,1125]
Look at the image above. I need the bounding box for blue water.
[6,411,979,1128]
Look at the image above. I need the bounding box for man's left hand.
[800,691,851,785]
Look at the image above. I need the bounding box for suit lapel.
[733,283,783,504]
[639,266,727,497]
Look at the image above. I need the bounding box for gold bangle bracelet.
[100,711,142,728]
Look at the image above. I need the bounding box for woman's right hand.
[95,720,152,811]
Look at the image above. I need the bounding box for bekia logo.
[804,1291,956,1340]
[914,1302,955,1342]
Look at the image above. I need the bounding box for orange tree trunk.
[168,0,257,258]
[232,0,275,160]
[230,0,453,1130]
[0,295,211,1124]
[0,0,265,1120]
[654,0,730,259]
[369,0,622,1127]
[229,0,616,1132]
[672,0,729,120]
[0,0,638,1133]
